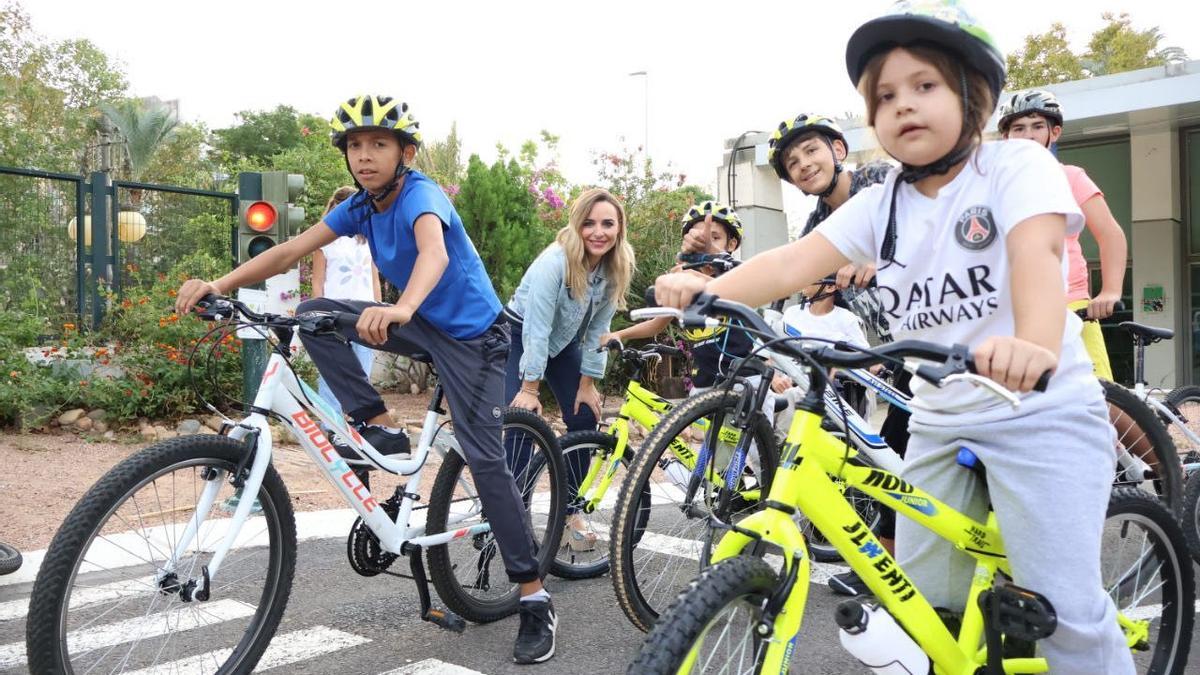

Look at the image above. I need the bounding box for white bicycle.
[25,295,565,673]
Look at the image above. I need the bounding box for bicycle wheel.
[628,555,779,674]
[1104,380,1183,513]
[0,541,21,576]
[549,430,634,580]
[1180,476,1200,566]
[26,435,297,674]
[426,407,564,623]
[611,388,777,632]
[1163,385,1200,470]
[1102,488,1194,674]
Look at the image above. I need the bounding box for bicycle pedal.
[979,584,1057,642]
[422,606,467,633]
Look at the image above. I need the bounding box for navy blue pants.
[505,322,597,513]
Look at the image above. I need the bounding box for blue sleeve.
[580,290,616,378]
[323,197,360,237]
[517,251,563,381]
[404,178,454,230]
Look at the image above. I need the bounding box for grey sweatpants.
[296,298,540,583]
[897,394,1134,674]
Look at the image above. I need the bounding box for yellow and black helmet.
[681,201,742,243]
[329,95,422,150]
[767,114,847,182]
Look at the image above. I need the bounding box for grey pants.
[897,394,1134,674]
[296,298,540,583]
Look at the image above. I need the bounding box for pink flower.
[444,184,461,196]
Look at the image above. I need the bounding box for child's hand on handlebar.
[652,272,709,310]
[1087,291,1121,320]
[973,336,1058,393]
[175,279,223,316]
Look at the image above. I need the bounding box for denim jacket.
[506,244,615,380]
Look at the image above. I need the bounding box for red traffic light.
[245,201,277,232]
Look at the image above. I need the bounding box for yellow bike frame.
[573,379,757,514]
[703,407,1148,675]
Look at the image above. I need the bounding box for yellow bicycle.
[631,295,1193,675]
[553,340,776,580]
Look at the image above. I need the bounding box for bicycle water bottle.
[661,458,692,490]
[835,599,930,675]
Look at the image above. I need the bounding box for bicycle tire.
[1163,384,1200,465]
[549,430,632,580]
[26,434,296,674]
[611,388,777,632]
[426,407,564,623]
[1180,475,1200,566]
[1103,380,1183,513]
[0,541,21,576]
[627,555,779,674]
[1104,487,1194,674]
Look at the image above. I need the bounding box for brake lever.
[938,372,1022,409]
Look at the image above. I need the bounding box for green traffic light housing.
[236,172,306,266]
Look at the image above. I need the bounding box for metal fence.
[0,166,237,329]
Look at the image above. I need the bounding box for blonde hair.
[858,44,994,161]
[323,185,364,243]
[555,188,635,310]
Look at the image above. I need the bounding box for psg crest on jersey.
[954,206,997,251]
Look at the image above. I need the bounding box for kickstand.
[405,544,466,633]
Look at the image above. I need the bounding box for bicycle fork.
[159,416,274,602]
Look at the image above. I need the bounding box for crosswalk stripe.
[119,625,370,675]
[381,658,489,675]
[0,598,256,669]
[0,574,157,623]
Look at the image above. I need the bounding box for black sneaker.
[357,425,412,461]
[513,598,557,664]
[828,570,869,596]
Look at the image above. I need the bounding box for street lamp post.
[629,70,648,159]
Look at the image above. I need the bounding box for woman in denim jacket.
[504,187,635,551]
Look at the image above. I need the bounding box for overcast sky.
[23,0,1200,202]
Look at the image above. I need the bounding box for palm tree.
[99,98,178,199]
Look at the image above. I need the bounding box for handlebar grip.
[644,285,659,308]
[1032,370,1051,393]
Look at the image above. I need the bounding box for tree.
[1083,12,1187,76]
[1006,14,1188,90]
[212,105,306,164]
[99,98,179,182]
[455,154,555,301]
[1005,22,1084,90]
[413,122,464,188]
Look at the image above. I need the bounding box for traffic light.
[236,172,306,265]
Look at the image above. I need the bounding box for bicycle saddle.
[1118,322,1174,344]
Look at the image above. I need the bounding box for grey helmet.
[998,90,1063,132]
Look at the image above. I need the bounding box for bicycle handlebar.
[1075,299,1128,319]
[638,289,1050,397]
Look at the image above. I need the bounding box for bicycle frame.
[708,406,1025,674]
[163,350,487,590]
[703,386,1148,675]
[1133,381,1200,455]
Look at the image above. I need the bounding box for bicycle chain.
[346,489,404,577]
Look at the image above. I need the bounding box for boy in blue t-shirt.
[174,95,557,665]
